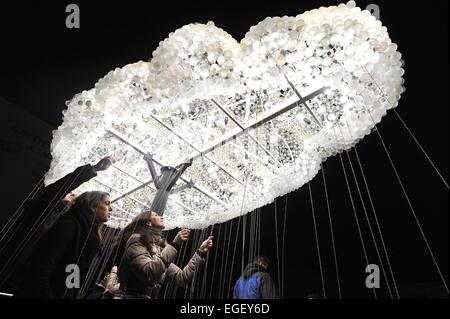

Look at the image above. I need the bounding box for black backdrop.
[0,0,448,299]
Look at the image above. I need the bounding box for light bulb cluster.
[46,2,404,229]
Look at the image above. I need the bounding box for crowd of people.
[0,157,279,299]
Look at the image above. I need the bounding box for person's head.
[71,191,111,223]
[255,256,270,270]
[149,211,165,229]
[112,210,165,259]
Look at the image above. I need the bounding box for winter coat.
[118,229,204,299]
[0,164,97,292]
[18,209,102,299]
[233,263,277,299]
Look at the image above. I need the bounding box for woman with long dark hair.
[19,191,112,299]
[111,210,213,299]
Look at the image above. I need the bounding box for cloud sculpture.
[46,2,404,229]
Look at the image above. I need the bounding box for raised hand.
[93,156,113,172]
[173,228,191,245]
[199,236,214,253]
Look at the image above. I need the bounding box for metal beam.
[92,178,152,209]
[221,87,281,110]
[211,98,283,167]
[110,178,198,214]
[102,86,323,212]
[106,128,228,208]
[88,150,199,214]
[229,141,278,171]
[147,113,245,187]
[184,87,325,163]
[110,204,136,217]
[87,150,149,185]
[282,76,323,128]
[276,65,323,128]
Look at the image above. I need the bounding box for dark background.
[0,0,448,299]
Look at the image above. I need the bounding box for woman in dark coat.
[112,210,213,299]
[0,157,112,293]
[19,191,112,299]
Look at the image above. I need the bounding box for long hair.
[111,210,165,265]
[66,191,110,240]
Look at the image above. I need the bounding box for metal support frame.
[211,97,283,167]
[277,66,324,128]
[87,150,198,214]
[110,204,136,217]
[185,87,325,163]
[90,86,324,216]
[105,128,228,207]
[147,113,245,187]
[229,141,278,171]
[92,178,151,210]
[170,182,193,194]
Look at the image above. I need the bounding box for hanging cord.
[357,97,449,294]
[209,223,222,299]
[246,210,254,273]
[200,224,214,299]
[0,171,77,261]
[239,183,249,296]
[80,226,116,298]
[193,229,205,298]
[363,68,449,294]
[227,215,242,298]
[338,120,394,299]
[274,199,282,299]
[369,117,449,294]
[307,177,327,299]
[171,229,190,299]
[183,229,196,299]
[161,229,174,299]
[281,195,288,299]
[332,127,377,299]
[184,228,200,299]
[189,228,206,299]
[241,217,247,281]
[2,167,86,254]
[363,66,448,190]
[392,109,448,189]
[252,210,259,283]
[320,165,342,299]
[0,175,44,240]
[0,168,87,283]
[352,147,400,299]
[196,228,209,299]
[171,228,186,299]
[65,200,101,299]
[221,219,234,298]
[250,211,257,284]
[217,222,229,298]
[93,227,119,287]
[107,210,141,282]
[257,207,261,282]
[345,150,394,299]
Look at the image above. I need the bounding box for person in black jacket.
[233,256,277,299]
[0,157,112,293]
[18,190,112,299]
